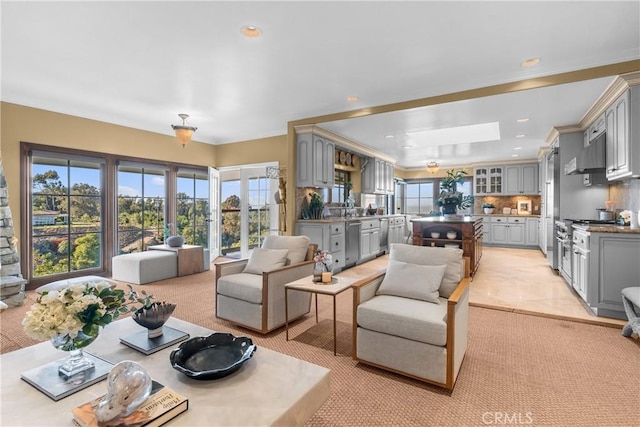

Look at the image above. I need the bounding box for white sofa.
[215,235,316,333]
[111,251,178,285]
[352,243,470,390]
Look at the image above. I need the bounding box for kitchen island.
[411,216,483,276]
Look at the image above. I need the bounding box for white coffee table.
[1,317,330,426]
[285,275,357,355]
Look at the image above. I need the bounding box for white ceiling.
[2,2,639,168]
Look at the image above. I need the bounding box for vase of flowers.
[22,281,154,377]
[312,250,333,282]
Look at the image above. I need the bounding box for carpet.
[2,268,639,426]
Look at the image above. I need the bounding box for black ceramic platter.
[169,333,256,380]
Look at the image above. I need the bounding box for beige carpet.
[2,266,639,426]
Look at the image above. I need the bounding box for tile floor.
[348,245,626,328]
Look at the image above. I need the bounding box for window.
[30,152,104,277]
[220,178,241,255]
[332,170,351,204]
[247,174,271,249]
[177,169,210,248]
[117,163,167,254]
[404,177,473,215]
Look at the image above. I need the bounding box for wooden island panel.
[411,217,483,276]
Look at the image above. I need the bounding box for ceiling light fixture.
[403,145,413,149]
[521,57,541,67]
[516,134,525,138]
[346,96,359,102]
[241,26,262,38]
[426,161,440,174]
[171,114,197,148]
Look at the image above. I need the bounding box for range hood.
[565,133,606,175]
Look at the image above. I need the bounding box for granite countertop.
[298,214,405,223]
[573,224,640,234]
[411,216,480,223]
[472,214,541,218]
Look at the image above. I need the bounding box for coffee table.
[285,275,357,355]
[1,317,330,426]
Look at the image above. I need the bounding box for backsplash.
[609,179,640,213]
[474,195,542,215]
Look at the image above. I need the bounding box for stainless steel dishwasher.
[379,218,389,253]
[344,220,361,269]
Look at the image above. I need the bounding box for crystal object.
[96,361,152,423]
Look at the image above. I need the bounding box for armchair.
[215,235,317,333]
[352,243,470,390]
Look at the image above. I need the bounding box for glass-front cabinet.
[474,166,503,195]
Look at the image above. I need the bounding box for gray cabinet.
[605,88,638,181]
[359,219,381,261]
[571,230,589,301]
[489,216,532,246]
[505,163,538,195]
[362,158,394,194]
[474,166,503,195]
[295,222,345,272]
[296,132,335,188]
[388,216,405,245]
[525,218,538,246]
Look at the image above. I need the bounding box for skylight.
[405,122,501,146]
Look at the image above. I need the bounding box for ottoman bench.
[112,251,178,285]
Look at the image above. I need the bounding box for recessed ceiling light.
[346,96,359,102]
[403,145,413,149]
[517,118,530,123]
[384,134,394,139]
[514,147,522,150]
[516,134,525,138]
[241,26,262,38]
[521,58,541,67]
[512,154,520,157]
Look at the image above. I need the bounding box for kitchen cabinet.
[296,132,335,188]
[605,88,639,180]
[359,219,381,262]
[504,163,538,195]
[525,218,538,246]
[295,221,345,272]
[586,113,606,146]
[362,157,394,194]
[388,216,406,245]
[489,216,528,246]
[571,229,589,300]
[474,166,503,195]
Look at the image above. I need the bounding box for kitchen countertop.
[472,214,541,218]
[572,224,640,234]
[298,214,405,223]
[411,216,481,223]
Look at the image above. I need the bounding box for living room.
[1,2,640,426]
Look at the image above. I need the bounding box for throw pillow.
[376,260,447,304]
[243,248,289,275]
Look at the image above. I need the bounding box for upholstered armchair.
[215,235,317,334]
[352,243,471,390]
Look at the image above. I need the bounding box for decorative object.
[517,200,532,215]
[312,250,333,282]
[435,169,474,216]
[171,113,197,148]
[131,302,177,339]
[164,222,184,247]
[169,333,257,380]
[308,191,324,220]
[96,361,153,423]
[482,203,495,214]
[22,282,154,377]
[427,161,440,174]
[447,231,457,240]
[321,271,332,283]
[618,209,632,225]
[267,166,288,232]
[431,232,440,238]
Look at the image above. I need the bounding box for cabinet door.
[521,164,538,194]
[578,251,588,299]
[370,229,381,254]
[474,168,488,194]
[505,166,520,195]
[572,248,580,292]
[386,162,394,194]
[614,91,630,176]
[491,223,508,244]
[507,224,525,245]
[296,137,313,187]
[322,139,335,187]
[312,136,326,186]
[605,106,617,178]
[489,167,503,194]
[360,231,371,260]
[525,218,538,246]
[361,157,375,193]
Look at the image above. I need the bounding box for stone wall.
[0,161,27,307]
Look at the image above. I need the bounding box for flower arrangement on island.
[23,281,154,350]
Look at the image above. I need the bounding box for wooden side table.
[148,245,204,276]
[285,275,356,355]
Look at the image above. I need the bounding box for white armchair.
[352,243,470,390]
[215,235,317,334]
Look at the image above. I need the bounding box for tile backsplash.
[474,195,542,215]
[609,179,640,213]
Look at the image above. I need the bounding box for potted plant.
[308,192,324,220]
[435,169,474,216]
[482,203,495,214]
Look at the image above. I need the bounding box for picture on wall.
[517,200,532,215]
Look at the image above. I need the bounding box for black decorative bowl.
[169,333,256,380]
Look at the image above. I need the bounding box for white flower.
[619,210,632,224]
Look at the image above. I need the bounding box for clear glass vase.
[51,329,100,377]
[313,262,324,282]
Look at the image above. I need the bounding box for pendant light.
[171,114,197,148]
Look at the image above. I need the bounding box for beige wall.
[0,102,216,243]
[214,135,287,168]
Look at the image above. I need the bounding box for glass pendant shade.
[171,114,197,147]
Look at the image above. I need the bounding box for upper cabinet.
[474,166,503,195]
[297,131,335,188]
[605,88,639,180]
[504,163,539,195]
[362,157,394,194]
